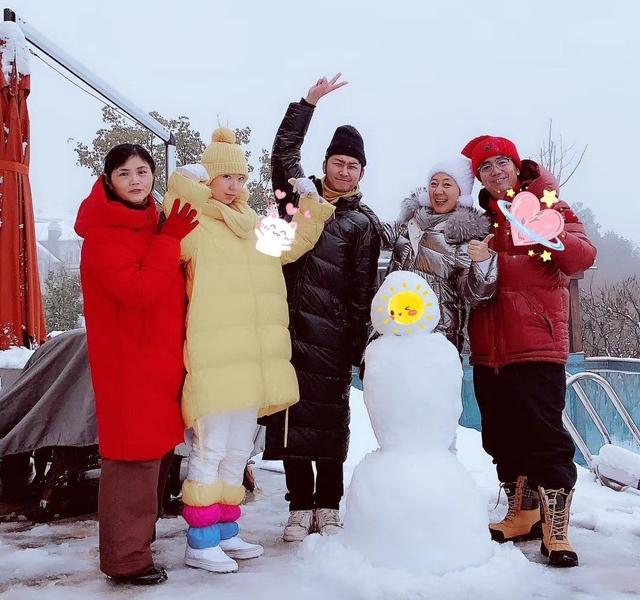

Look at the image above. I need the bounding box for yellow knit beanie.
[201,127,249,182]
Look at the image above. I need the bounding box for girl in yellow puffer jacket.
[163,128,334,574]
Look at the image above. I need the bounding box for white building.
[34,219,82,283]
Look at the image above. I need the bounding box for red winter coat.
[468,161,596,369]
[75,178,185,460]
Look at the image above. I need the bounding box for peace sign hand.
[305,73,348,106]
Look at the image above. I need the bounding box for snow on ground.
[0,347,34,370]
[2,388,640,599]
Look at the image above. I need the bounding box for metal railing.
[564,371,640,473]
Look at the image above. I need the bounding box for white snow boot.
[283,509,315,542]
[184,544,238,573]
[315,508,343,536]
[219,536,264,559]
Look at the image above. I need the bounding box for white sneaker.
[315,508,343,536]
[283,509,315,542]
[219,536,264,560]
[185,544,238,573]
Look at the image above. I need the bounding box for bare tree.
[581,276,640,358]
[538,119,588,187]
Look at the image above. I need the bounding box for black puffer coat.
[260,100,381,461]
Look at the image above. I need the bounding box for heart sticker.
[509,192,564,246]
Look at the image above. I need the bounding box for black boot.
[110,566,168,586]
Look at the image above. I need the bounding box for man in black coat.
[261,74,381,541]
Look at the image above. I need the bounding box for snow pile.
[0,21,30,80]
[0,345,34,369]
[298,533,535,600]
[592,443,640,490]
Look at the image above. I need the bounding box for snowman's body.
[342,271,493,575]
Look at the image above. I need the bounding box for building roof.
[34,220,81,242]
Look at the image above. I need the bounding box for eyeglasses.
[478,157,512,175]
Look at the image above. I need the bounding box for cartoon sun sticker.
[371,271,440,336]
[388,290,424,325]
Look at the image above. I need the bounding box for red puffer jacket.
[468,161,596,369]
[75,177,185,460]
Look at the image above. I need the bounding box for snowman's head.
[371,271,440,336]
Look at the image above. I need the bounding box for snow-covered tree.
[73,108,273,214]
[43,270,83,332]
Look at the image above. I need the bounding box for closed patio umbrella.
[0,21,45,349]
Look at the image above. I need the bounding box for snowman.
[341,270,493,575]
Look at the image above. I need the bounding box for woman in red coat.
[75,144,197,585]
[462,136,596,569]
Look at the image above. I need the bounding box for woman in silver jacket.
[380,156,498,353]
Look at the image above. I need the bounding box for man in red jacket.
[462,135,596,568]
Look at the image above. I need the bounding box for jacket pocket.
[519,292,554,336]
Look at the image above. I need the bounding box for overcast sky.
[7,0,640,244]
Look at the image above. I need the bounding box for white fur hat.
[427,156,475,208]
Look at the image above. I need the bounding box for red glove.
[162,199,199,240]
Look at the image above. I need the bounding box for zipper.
[491,217,504,373]
[492,302,501,375]
[520,293,554,336]
[290,253,309,315]
[283,407,289,448]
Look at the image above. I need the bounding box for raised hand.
[468,234,494,262]
[162,199,199,241]
[305,73,348,106]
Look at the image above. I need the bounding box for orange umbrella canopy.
[0,21,46,349]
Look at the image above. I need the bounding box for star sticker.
[541,250,552,262]
[528,250,535,257]
[493,222,499,228]
[506,188,515,198]
[540,189,559,209]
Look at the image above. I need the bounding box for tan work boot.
[489,475,542,543]
[538,487,579,568]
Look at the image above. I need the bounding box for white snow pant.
[187,407,258,486]
[183,408,258,549]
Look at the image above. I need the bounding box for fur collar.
[398,188,490,243]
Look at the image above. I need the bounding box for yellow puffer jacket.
[163,172,334,427]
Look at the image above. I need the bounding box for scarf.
[321,178,360,204]
[413,206,451,231]
[202,193,257,239]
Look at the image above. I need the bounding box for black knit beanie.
[325,125,366,167]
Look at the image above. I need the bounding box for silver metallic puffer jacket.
[380,189,498,352]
